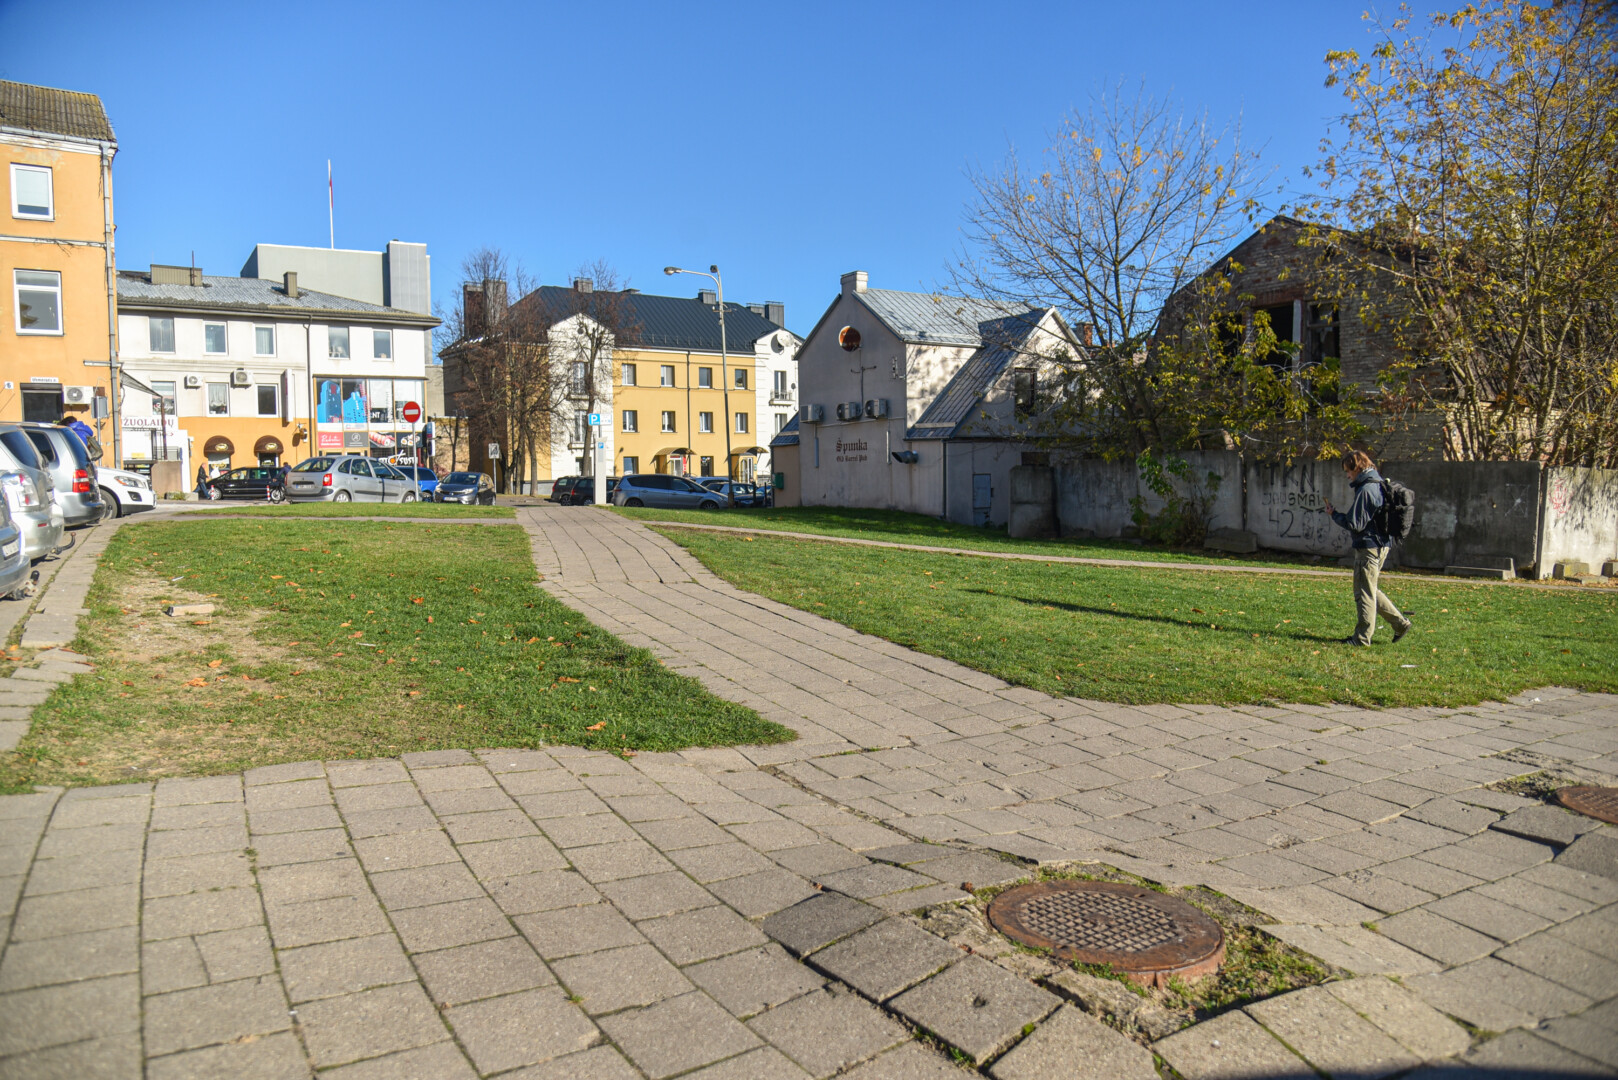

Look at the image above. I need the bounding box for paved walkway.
[0,506,1612,1078]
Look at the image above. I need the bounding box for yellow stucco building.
[0,81,119,440]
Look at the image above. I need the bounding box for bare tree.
[953,83,1357,458]
[540,261,641,477]
[436,248,562,493]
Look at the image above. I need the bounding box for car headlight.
[114,475,144,488]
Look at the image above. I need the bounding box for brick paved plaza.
[0,507,1614,1077]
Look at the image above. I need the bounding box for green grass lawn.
[177,502,513,519]
[0,521,787,793]
[660,529,1618,709]
[614,505,1331,570]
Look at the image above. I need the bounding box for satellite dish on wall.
[838,326,861,351]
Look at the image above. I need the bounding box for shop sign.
[317,432,344,449]
[122,415,179,432]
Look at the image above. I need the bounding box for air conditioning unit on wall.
[835,401,863,421]
[183,375,201,389]
[800,404,824,423]
[230,368,251,387]
[62,385,95,405]
[864,398,890,419]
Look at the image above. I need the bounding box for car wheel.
[699,499,719,510]
[98,489,121,520]
[402,491,416,503]
[558,494,571,506]
[334,490,352,503]
[625,498,644,508]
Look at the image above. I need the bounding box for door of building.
[972,473,992,527]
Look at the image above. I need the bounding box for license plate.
[2,542,17,558]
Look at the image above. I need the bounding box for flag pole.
[327,160,334,249]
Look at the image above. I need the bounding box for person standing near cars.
[1323,450,1412,647]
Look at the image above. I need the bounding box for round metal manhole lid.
[1556,785,1618,825]
[987,880,1224,986]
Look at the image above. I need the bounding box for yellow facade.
[0,128,116,426]
[612,346,760,479]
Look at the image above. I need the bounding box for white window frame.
[203,322,228,355]
[698,411,713,434]
[660,364,675,387]
[660,411,676,433]
[622,410,638,433]
[151,380,178,415]
[372,328,392,360]
[148,316,176,354]
[735,412,749,434]
[328,326,350,359]
[621,363,636,386]
[9,164,53,220]
[735,367,748,389]
[775,412,787,433]
[13,269,62,335]
[254,325,276,357]
[256,384,279,417]
[774,370,788,395]
[206,382,230,417]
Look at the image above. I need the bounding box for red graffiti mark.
[1550,477,1570,518]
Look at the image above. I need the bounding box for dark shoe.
[1340,636,1370,647]
[1393,616,1413,643]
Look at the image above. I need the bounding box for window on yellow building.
[699,412,713,433]
[13,270,61,335]
[698,367,712,388]
[622,410,638,433]
[735,412,749,434]
[660,365,675,387]
[10,164,52,220]
[623,456,639,474]
[661,411,676,433]
[735,368,748,389]
[621,363,636,386]
[700,456,714,476]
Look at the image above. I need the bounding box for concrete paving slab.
[760,892,885,957]
[989,1003,1158,1080]
[1245,985,1420,1079]
[887,956,1059,1065]
[1153,1008,1314,1080]
[746,987,909,1079]
[810,916,964,1002]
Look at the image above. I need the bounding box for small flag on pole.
[327,159,334,249]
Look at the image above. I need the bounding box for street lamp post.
[664,264,734,508]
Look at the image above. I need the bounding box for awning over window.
[728,446,767,457]
[652,447,691,458]
[253,435,285,456]
[203,436,234,456]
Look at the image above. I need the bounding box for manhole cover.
[987,880,1224,987]
[1556,786,1618,824]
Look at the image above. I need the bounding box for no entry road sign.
[401,401,422,423]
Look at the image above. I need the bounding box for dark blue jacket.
[1331,468,1391,548]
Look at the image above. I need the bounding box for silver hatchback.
[0,428,65,562]
[287,455,421,503]
[19,423,103,527]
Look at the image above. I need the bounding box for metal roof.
[857,289,1035,346]
[0,80,115,143]
[520,286,788,354]
[769,412,800,447]
[906,314,1044,440]
[116,271,439,325]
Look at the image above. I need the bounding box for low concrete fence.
[1019,455,1617,579]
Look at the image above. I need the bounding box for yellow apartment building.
[0,81,119,442]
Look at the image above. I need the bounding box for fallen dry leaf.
[556,676,580,683]
[184,677,207,687]
[412,598,425,605]
[407,690,420,697]
[586,722,606,731]
[207,659,223,669]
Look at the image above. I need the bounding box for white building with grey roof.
[115,251,438,484]
[772,271,1076,526]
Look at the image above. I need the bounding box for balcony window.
[10,164,52,219]
[773,370,788,396]
[255,326,275,356]
[204,322,227,354]
[660,411,676,433]
[13,270,61,334]
[148,317,176,353]
[622,410,638,433]
[328,326,350,359]
[373,329,392,359]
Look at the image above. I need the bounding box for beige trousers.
[1352,546,1407,644]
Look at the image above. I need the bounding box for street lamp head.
[663,266,681,276]
[709,264,718,274]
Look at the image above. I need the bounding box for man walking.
[1324,450,1412,646]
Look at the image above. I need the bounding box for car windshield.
[0,431,41,470]
[291,458,336,472]
[445,472,480,484]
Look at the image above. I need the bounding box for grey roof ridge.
[117,275,439,325]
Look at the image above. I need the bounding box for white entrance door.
[972,473,992,526]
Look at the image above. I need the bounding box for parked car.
[19,424,102,527]
[701,481,770,508]
[397,466,438,495]
[0,484,35,600]
[561,476,618,505]
[433,472,496,505]
[0,427,66,562]
[286,455,420,503]
[206,466,281,501]
[547,477,581,504]
[611,473,722,510]
[97,465,155,519]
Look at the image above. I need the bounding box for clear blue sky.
[2,0,1374,341]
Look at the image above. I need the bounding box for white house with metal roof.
[773,271,1075,526]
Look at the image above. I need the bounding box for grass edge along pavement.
[0,518,789,793]
[657,527,1618,710]
[175,501,514,519]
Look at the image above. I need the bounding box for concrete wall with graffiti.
[1539,467,1618,573]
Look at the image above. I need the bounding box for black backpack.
[1379,479,1415,542]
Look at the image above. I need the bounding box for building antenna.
[327,160,335,249]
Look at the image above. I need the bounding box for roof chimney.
[765,301,785,326]
[840,271,868,296]
[573,277,593,293]
[283,271,299,299]
[698,289,716,306]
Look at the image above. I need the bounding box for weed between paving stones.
[661,529,1618,708]
[916,864,1331,1042]
[0,520,789,792]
